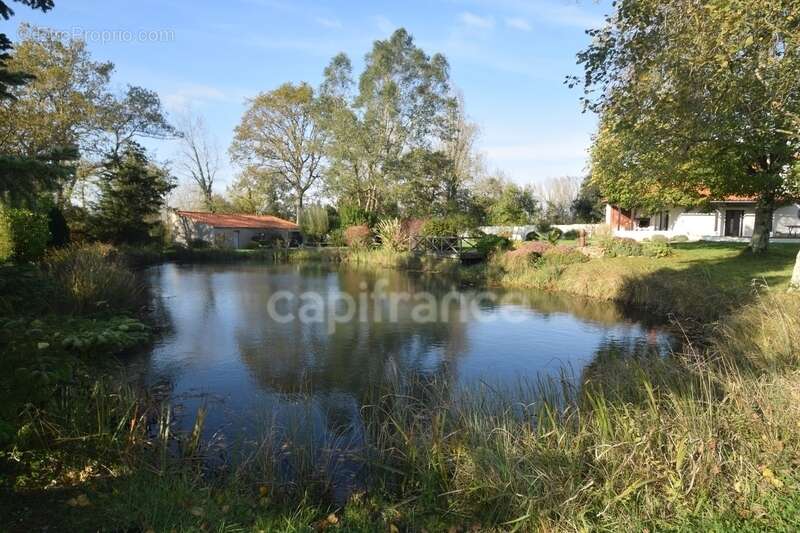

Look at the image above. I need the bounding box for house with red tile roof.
[169,210,302,249]
[605,198,800,240]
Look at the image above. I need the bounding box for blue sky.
[13,0,612,190]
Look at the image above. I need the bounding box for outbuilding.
[169,210,301,249]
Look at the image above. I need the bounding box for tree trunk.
[791,250,800,290]
[295,194,303,224]
[749,199,773,254]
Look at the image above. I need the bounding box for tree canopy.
[578,0,800,252]
[0,0,54,99]
[319,29,458,216]
[230,82,326,223]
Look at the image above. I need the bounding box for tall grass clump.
[713,291,800,371]
[44,243,144,314]
[348,297,800,530]
[344,247,414,269]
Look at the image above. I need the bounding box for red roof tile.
[176,211,299,230]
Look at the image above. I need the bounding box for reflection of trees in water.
[234,267,468,400]
[132,263,679,502]
[493,288,638,327]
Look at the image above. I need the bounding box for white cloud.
[315,17,342,29]
[450,0,604,30]
[459,11,495,29]
[505,16,530,31]
[162,84,230,112]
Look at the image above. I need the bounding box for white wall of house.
[607,203,800,241]
[168,212,215,245]
[774,204,800,235]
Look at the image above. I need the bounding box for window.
[637,217,651,228]
[658,211,670,231]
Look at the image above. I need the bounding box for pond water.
[130,262,673,496]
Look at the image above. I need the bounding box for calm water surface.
[133,263,672,440]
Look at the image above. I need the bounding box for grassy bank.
[2,290,799,531]
[331,241,800,321]
[477,241,800,321]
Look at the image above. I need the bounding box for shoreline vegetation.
[130,239,800,323]
[2,241,800,530]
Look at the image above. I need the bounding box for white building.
[605,199,800,241]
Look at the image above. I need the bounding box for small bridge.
[409,235,483,262]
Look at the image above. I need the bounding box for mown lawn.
[495,241,800,320]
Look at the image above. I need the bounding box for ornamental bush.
[300,205,330,243]
[344,225,373,248]
[0,207,50,263]
[375,218,408,251]
[643,240,673,258]
[420,214,475,237]
[475,234,512,258]
[607,237,644,257]
[338,203,374,228]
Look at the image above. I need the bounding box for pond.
[130,263,673,497]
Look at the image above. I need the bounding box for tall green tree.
[320,29,456,216]
[230,82,326,223]
[0,26,173,206]
[92,142,174,244]
[0,0,53,99]
[227,165,294,219]
[0,5,77,206]
[473,175,538,225]
[578,0,800,253]
[392,148,459,217]
[571,176,604,223]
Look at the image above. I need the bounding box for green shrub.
[44,243,144,314]
[0,207,51,263]
[188,238,211,249]
[421,214,475,237]
[598,236,644,257]
[327,228,346,247]
[546,228,563,245]
[670,234,689,243]
[0,265,61,315]
[244,240,261,250]
[651,234,669,243]
[562,229,579,240]
[338,203,374,228]
[475,234,512,258]
[643,240,673,258]
[344,225,373,248]
[300,205,330,243]
[542,245,589,265]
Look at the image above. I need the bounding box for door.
[611,207,633,231]
[233,230,240,249]
[724,210,744,237]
